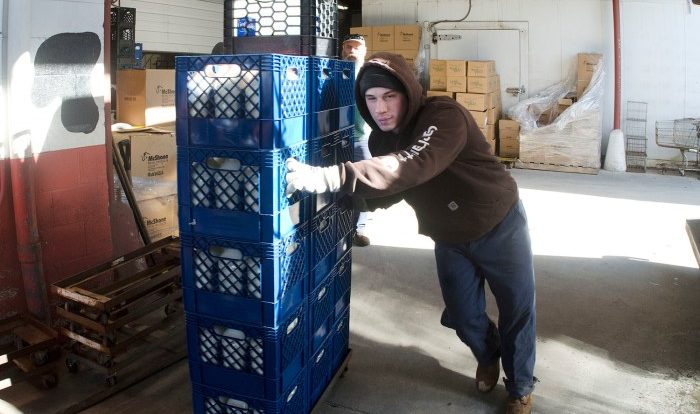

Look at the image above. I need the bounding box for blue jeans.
[353,139,371,234]
[435,200,536,398]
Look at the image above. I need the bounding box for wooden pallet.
[514,160,599,175]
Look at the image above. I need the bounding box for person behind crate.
[284,52,537,414]
[341,33,373,247]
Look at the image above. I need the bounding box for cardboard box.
[576,80,591,98]
[480,124,496,140]
[486,107,497,125]
[577,53,602,81]
[468,60,496,77]
[393,49,418,66]
[394,25,421,50]
[446,60,467,77]
[467,75,499,94]
[429,74,447,91]
[373,26,395,50]
[468,110,488,128]
[429,59,447,77]
[117,69,176,127]
[499,135,519,158]
[499,119,520,140]
[446,76,468,93]
[137,194,178,241]
[455,93,495,111]
[485,138,497,154]
[427,90,455,98]
[350,26,373,50]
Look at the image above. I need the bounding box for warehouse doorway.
[431,21,528,113]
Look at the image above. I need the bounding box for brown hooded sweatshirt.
[338,52,519,243]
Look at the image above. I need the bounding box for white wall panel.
[121,0,223,54]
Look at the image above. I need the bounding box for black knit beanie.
[359,66,406,96]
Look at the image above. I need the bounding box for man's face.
[342,40,366,62]
[364,87,407,134]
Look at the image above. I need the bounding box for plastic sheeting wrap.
[508,61,604,169]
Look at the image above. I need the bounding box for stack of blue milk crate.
[176,51,354,413]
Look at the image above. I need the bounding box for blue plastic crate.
[178,144,311,242]
[309,130,339,214]
[309,205,337,275]
[331,307,350,371]
[186,305,307,400]
[191,371,306,414]
[308,271,335,353]
[307,333,333,407]
[310,58,338,113]
[181,230,308,326]
[335,126,354,164]
[176,54,309,149]
[335,195,355,239]
[310,228,351,292]
[334,60,355,108]
[333,250,352,318]
[227,0,338,57]
[338,105,354,131]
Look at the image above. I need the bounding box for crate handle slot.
[206,157,241,171]
[337,319,345,332]
[319,217,330,233]
[218,396,248,409]
[287,385,298,403]
[342,68,352,80]
[286,316,299,335]
[219,327,245,339]
[204,64,242,78]
[285,241,299,256]
[317,286,327,301]
[286,67,300,81]
[340,139,350,148]
[209,246,243,260]
[321,68,332,79]
[315,349,325,363]
[338,262,346,274]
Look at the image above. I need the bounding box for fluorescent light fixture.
[338,4,349,10]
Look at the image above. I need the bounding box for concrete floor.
[4,168,700,413]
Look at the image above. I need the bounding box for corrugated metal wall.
[121,0,223,54]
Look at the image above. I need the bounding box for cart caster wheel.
[97,354,114,368]
[31,350,50,366]
[66,358,79,373]
[40,373,58,389]
[164,303,177,316]
[105,375,117,387]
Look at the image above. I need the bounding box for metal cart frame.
[655,118,700,176]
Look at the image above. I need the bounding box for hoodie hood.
[354,52,425,133]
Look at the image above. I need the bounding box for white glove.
[285,158,341,197]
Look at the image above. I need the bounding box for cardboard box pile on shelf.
[351,25,421,66]
[576,53,602,99]
[116,69,176,127]
[113,126,178,240]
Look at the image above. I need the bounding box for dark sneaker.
[505,393,532,414]
[353,234,370,247]
[475,358,500,393]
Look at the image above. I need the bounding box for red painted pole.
[613,0,621,130]
[11,155,50,323]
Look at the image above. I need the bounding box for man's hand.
[285,158,341,197]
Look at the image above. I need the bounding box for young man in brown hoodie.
[286,52,536,414]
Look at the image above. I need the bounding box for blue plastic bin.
[177,143,311,242]
[308,271,335,353]
[181,229,308,326]
[186,304,307,400]
[307,333,333,407]
[331,307,350,372]
[191,370,306,414]
[176,54,309,149]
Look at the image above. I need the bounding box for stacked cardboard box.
[113,128,178,240]
[576,53,602,99]
[351,25,421,66]
[498,119,520,158]
[116,69,176,127]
